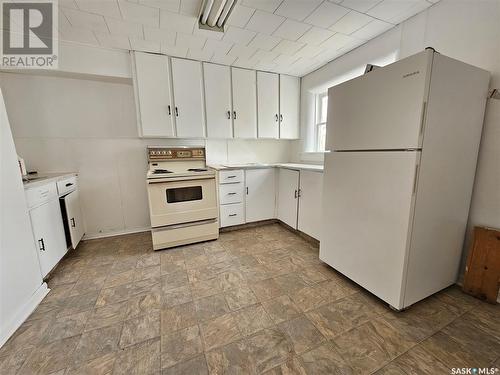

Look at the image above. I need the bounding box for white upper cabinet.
[204,63,232,138]
[133,52,175,137]
[279,75,300,139]
[257,71,279,139]
[171,58,205,138]
[232,67,257,139]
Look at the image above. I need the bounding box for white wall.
[0,72,292,239]
[0,88,47,347]
[298,0,500,271]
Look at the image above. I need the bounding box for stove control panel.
[147,147,205,161]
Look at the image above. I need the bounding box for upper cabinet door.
[327,50,432,151]
[279,75,300,139]
[204,63,232,138]
[171,58,205,138]
[134,52,174,137]
[257,71,279,138]
[232,67,257,139]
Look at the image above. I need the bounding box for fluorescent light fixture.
[199,0,237,32]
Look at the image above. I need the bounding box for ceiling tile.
[62,7,108,33]
[59,27,99,44]
[119,1,160,27]
[273,54,301,66]
[297,26,335,45]
[273,39,305,55]
[245,10,285,35]
[294,44,323,58]
[161,42,188,57]
[273,19,312,41]
[227,5,255,28]
[275,0,323,21]
[75,0,122,19]
[330,10,373,34]
[105,17,143,38]
[204,38,233,55]
[95,32,131,49]
[252,49,280,63]
[180,0,201,16]
[248,33,281,51]
[234,56,260,69]
[241,0,282,13]
[160,10,196,34]
[176,33,207,50]
[228,44,258,60]
[385,1,431,24]
[367,0,422,22]
[304,2,349,28]
[188,48,214,61]
[223,26,256,45]
[139,0,180,12]
[350,18,392,39]
[144,26,176,44]
[321,32,357,50]
[130,37,161,52]
[340,0,383,12]
[193,27,224,41]
[211,53,238,65]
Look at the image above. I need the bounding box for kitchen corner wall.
[0,72,292,238]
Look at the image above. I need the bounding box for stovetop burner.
[153,169,173,174]
[187,168,208,172]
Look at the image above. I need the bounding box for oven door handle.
[147,176,215,184]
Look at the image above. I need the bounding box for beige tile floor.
[0,224,498,374]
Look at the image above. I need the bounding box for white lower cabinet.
[297,170,323,240]
[277,168,299,229]
[62,189,85,249]
[245,169,276,222]
[29,194,67,278]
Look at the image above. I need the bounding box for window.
[315,93,328,151]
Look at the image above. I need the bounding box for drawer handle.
[227,192,237,195]
[38,238,45,251]
[229,214,237,217]
[71,218,76,228]
[226,175,236,179]
[65,183,74,187]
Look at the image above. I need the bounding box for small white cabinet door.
[204,63,232,138]
[298,170,323,240]
[257,71,279,138]
[134,52,175,137]
[245,168,276,223]
[277,168,299,229]
[63,190,85,249]
[279,75,300,139]
[232,67,257,138]
[30,200,67,278]
[171,58,205,138]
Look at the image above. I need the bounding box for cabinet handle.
[229,214,237,217]
[298,188,301,198]
[71,218,76,227]
[294,189,298,199]
[65,182,73,187]
[227,192,236,195]
[233,111,236,119]
[227,175,236,179]
[226,110,231,119]
[38,238,45,251]
[175,107,179,117]
[275,114,279,122]
[168,105,171,115]
[280,114,283,122]
[246,187,249,195]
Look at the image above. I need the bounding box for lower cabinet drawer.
[219,183,244,205]
[220,203,245,227]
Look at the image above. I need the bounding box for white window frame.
[315,92,328,151]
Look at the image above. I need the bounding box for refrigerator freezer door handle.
[413,164,419,195]
[419,102,427,135]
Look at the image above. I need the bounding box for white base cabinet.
[297,170,323,240]
[62,189,85,249]
[245,169,276,223]
[277,168,299,229]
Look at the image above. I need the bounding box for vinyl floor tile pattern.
[1,224,499,374]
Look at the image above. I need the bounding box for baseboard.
[0,282,49,348]
[83,226,150,240]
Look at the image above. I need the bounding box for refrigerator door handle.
[419,102,427,135]
[412,164,419,195]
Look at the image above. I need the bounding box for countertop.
[23,172,77,189]
[208,163,323,172]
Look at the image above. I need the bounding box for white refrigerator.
[320,49,490,310]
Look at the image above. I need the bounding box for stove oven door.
[147,176,218,227]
